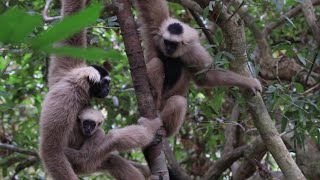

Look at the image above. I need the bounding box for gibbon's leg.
[98,154,145,180]
[160,95,187,137]
[193,69,262,94]
[146,57,164,109]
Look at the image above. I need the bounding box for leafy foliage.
[0,0,319,179]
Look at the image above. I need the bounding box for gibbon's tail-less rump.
[135,0,262,136]
[65,107,162,179]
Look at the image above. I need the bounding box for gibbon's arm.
[183,43,262,93]
[40,67,100,179]
[135,0,169,35]
[65,118,162,162]
[146,57,165,109]
[48,0,87,88]
[65,128,105,165]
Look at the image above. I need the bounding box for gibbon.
[39,0,111,179]
[39,66,110,180]
[135,0,262,136]
[64,107,162,179]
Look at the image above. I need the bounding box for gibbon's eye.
[98,122,101,126]
[164,39,178,55]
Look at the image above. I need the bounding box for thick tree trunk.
[112,0,169,179]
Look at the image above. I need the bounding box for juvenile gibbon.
[135,0,262,136]
[64,107,162,179]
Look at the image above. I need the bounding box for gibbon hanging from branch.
[135,0,262,136]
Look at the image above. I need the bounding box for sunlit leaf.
[30,3,103,49]
[0,7,42,44]
[44,46,121,61]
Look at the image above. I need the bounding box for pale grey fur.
[65,107,162,179]
[135,0,262,136]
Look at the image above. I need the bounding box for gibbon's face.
[81,119,101,136]
[160,22,184,58]
[79,108,104,136]
[89,65,111,98]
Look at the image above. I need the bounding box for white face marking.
[104,76,111,81]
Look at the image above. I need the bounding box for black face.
[164,39,178,55]
[82,120,97,136]
[89,65,110,98]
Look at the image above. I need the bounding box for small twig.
[188,8,216,53]
[305,46,319,84]
[1,61,11,77]
[303,83,320,94]
[43,0,61,23]
[0,143,38,157]
[224,0,246,24]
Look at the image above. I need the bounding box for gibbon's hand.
[85,67,101,83]
[70,66,101,83]
[138,117,163,131]
[250,78,262,95]
[138,117,164,145]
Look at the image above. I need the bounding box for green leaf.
[281,15,296,29]
[203,6,209,19]
[266,85,277,93]
[44,46,121,61]
[222,51,235,61]
[30,3,103,49]
[0,7,42,44]
[297,54,307,66]
[294,83,304,93]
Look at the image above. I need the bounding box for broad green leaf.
[44,46,121,61]
[0,7,42,44]
[31,3,103,49]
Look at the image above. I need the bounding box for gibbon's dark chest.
[157,48,184,91]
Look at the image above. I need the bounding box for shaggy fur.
[65,108,162,179]
[40,67,100,180]
[135,0,262,136]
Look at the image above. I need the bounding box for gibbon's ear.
[103,60,113,72]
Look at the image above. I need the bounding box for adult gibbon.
[39,66,110,180]
[135,0,262,136]
[64,107,162,179]
[39,0,111,179]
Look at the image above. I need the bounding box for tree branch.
[264,0,320,36]
[202,145,248,180]
[112,0,169,179]
[43,0,61,22]
[0,143,38,157]
[163,140,191,180]
[193,0,306,179]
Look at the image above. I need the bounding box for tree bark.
[112,0,169,179]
